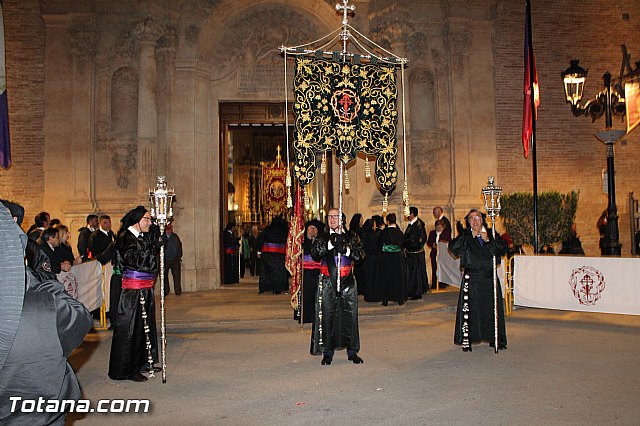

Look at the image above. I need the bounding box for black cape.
[294,236,321,324]
[449,229,508,348]
[108,228,160,380]
[257,218,289,294]
[403,218,429,298]
[310,231,364,355]
[378,226,407,303]
[223,229,240,284]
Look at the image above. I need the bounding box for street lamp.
[561,56,628,256]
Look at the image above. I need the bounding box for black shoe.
[381,301,388,306]
[409,296,421,300]
[462,346,472,352]
[130,373,148,382]
[489,342,507,350]
[321,355,332,365]
[398,301,405,306]
[348,354,364,364]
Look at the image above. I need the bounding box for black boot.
[348,354,364,364]
[321,355,332,365]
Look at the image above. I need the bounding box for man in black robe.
[109,206,163,382]
[449,209,508,352]
[378,213,407,306]
[403,207,429,299]
[0,200,92,425]
[223,222,240,284]
[257,216,289,294]
[363,215,383,302]
[311,208,364,365]
[294,219,323,324]
[248,224,261,276]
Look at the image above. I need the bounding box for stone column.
[132,17,164,195]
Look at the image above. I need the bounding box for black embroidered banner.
[293,57,398,192]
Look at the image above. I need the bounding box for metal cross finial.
[336,0,355,27]
[482,176,502,220]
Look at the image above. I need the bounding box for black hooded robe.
[378,226,407,304]
[403,218,429,298]
[449,229,508,349]
[258,217,289,294]
[310,231,364,356]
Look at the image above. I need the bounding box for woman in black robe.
[349,214,365,295]
[449,209,508,352]
[223,222,240,284]
[378,213,407,306]
[109,206,163,382]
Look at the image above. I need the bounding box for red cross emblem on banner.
[331,88,360,123]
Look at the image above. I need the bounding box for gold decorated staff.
[482,176,502,354]
[149,176,176,383]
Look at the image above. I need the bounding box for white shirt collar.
[128,225,141,238]
[409,217,417,225]
[100,227,109,235]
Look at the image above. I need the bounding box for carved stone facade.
[2,0,639,292]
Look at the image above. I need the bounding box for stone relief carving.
[210,5,319,78]
[68,24,99,73]
[96,137,137,190]
[132,16,165,43]
[186,25,199,45]
[157,26,178,50]
[406,32,428,58]
[114,29,136,60]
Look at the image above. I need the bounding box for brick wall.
[0,0,45,229]
[493,0,640,255]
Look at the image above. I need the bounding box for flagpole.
[527,0,539,254]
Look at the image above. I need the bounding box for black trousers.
[163,257,182,295]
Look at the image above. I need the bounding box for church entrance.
[218,102,329,285]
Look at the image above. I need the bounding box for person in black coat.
[89,215,116,265]
[223,221,240,284]
[0,201,93,425]
[257,216,289,294]
[403,206,429,299]
[293,219,324,324]
[378,213,407,306]
[109,206,164,382]
[310,208,365,365]
[449,209,508,352]
[77,214,99,262]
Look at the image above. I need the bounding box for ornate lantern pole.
[149,176,175,383]
[482,176,502,354]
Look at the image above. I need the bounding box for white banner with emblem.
[514,255,640,315]
[57,260,114,312]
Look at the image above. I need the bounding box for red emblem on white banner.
[569,266,605,305]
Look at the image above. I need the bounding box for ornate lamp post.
[149,176,175,383]
[561,56,628,256]
[482,176,502,354]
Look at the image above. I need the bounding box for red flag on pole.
[286,183,304,310]
[522,0,539,159]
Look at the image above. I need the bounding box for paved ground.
[67,278,640,425]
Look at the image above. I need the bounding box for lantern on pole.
[148,176,175,383]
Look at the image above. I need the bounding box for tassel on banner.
[403,181,410,217]
[382,192,388,214]
[303,187,310,210]
[364,157,371,179]
[320,151,327,175]
[286,168,293,208]
[344,167,350,190]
